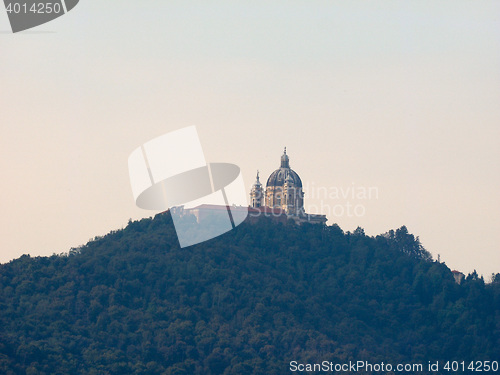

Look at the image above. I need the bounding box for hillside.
[0,213,499,374]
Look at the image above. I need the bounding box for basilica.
[249,148,327,225]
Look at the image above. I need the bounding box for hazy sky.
[1,1,499,278]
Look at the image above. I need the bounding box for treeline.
[0,213,498,374]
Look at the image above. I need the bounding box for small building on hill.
[452,270,465,284]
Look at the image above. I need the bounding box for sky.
[0,1,499,278]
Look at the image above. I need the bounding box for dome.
[266,168,302,188]
[266,148,302,188]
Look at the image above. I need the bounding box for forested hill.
[0,213,499,375]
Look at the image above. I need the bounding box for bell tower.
[250,171,264,208]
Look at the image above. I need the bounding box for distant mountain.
[0,213,499,374]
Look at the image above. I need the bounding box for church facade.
[250,149,327,225]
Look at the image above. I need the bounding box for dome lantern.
[280,147,290,168]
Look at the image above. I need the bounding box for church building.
[249,148,327,225]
